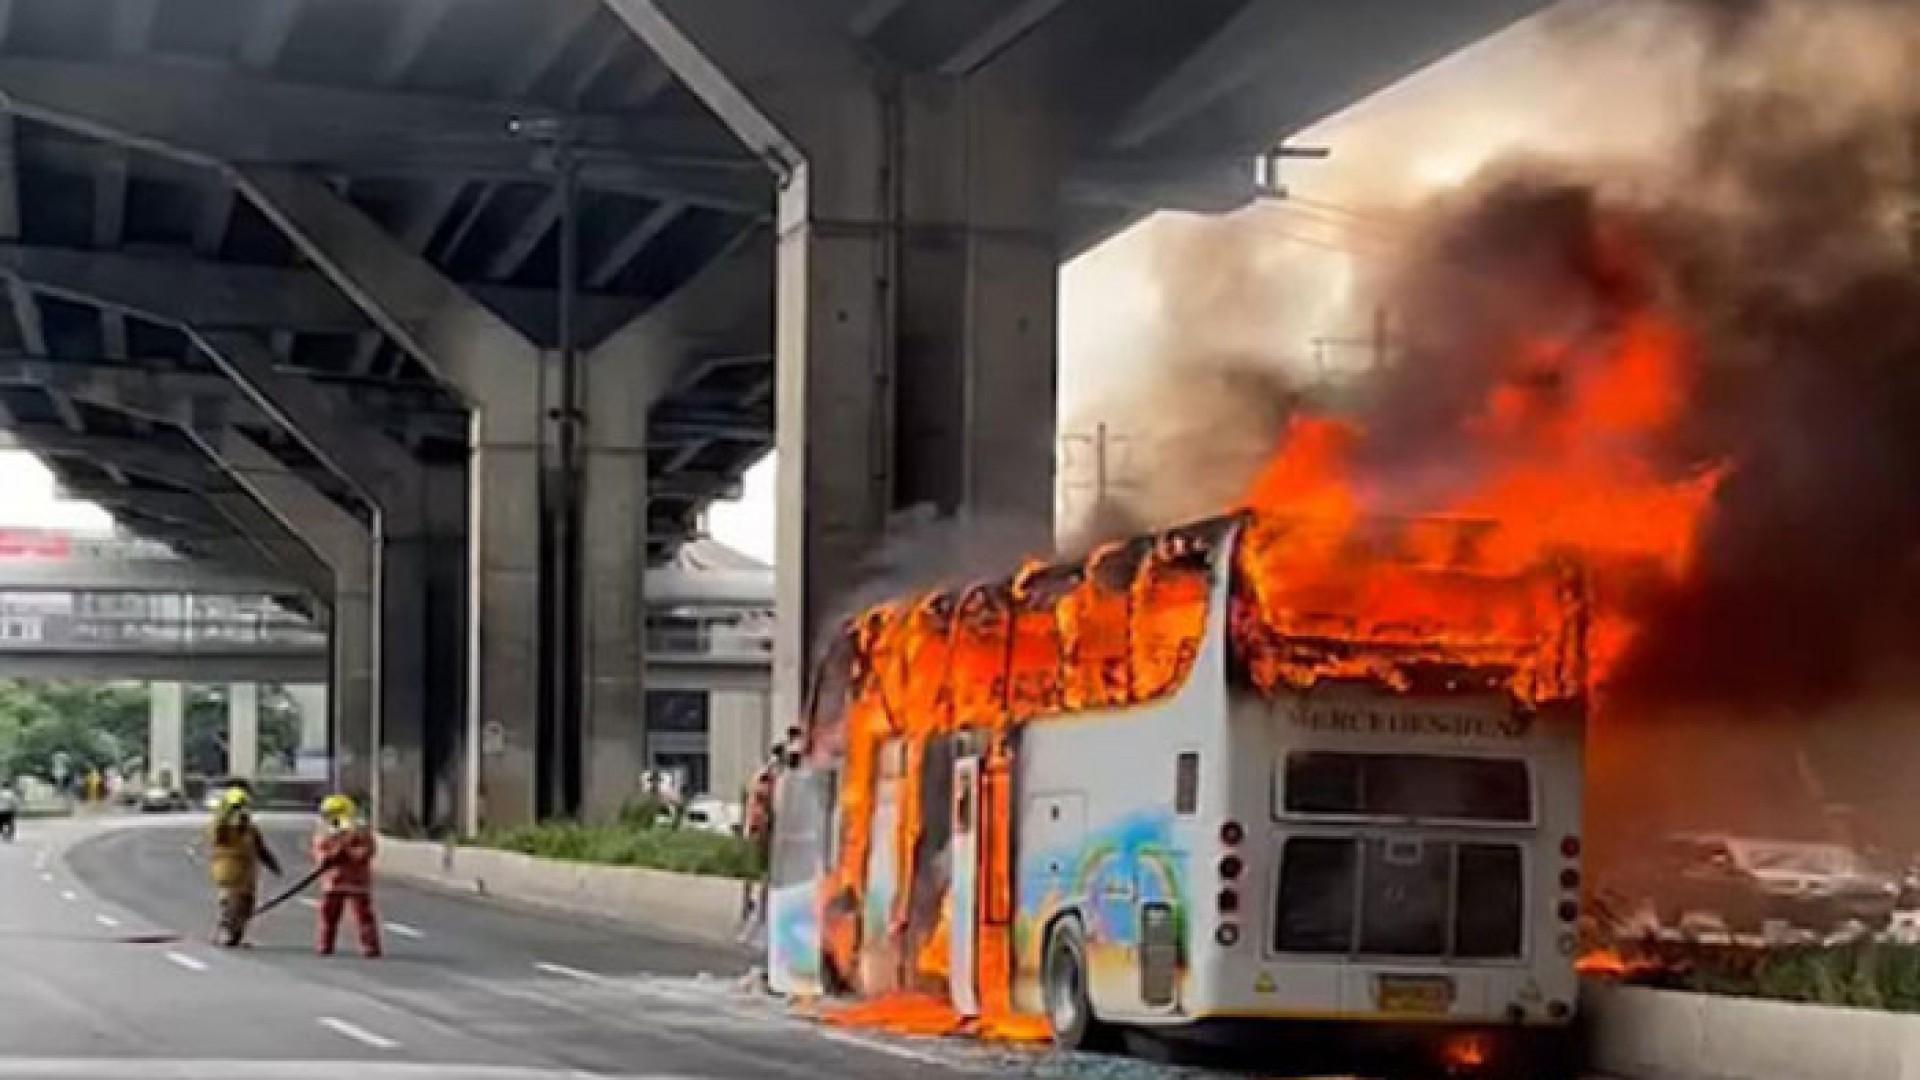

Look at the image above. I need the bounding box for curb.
[378,835,750,947]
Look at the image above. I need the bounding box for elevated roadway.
[0,0,1556,830]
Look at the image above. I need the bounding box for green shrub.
[1649,942,1920,1012]
[469,820,763,880]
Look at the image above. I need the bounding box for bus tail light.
[1561,835,1582,859]
[1560,867,1581,890]
[1220,820,1244,846]
[1557,899,1579,923]
[1217,888,1239,914]
[1218,854,1243,880]
[1214,923,1240,947]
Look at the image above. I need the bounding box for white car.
[139,786,184,813]
[679,797,743,835]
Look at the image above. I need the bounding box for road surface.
[0,813,1223,1080]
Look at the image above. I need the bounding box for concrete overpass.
[0,0,1553,831]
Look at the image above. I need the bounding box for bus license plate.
[1375,975,1456,1015]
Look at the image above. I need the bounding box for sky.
[2,0,1671,567]
[0,451,115,531]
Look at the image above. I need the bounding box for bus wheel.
[1043,921,1114,1052]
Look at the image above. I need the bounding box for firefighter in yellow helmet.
[312,793,381,957]
[206,785,280,946]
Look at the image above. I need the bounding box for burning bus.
[765,508,1589,1074]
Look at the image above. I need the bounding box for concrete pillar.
[213,428,380,803]
[709,689,771,803]
[607,1,1063,726]
[227,682,259,779]
[286,682,330,779]
[148,681,184,790]
[240,171,738,830]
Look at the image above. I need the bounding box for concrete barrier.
[1586,982,1920,1080]
[378,835,749,948]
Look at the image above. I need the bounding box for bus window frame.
[1270,750,1540,831]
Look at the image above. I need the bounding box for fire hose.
[253,856,337,918]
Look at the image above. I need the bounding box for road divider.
[1587,981,1920,1080]
[378,836,746,947]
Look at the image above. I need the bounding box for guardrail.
[0,613,326,649]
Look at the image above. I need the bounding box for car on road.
[678,796,742,835]
[1646,833,1900,933]
[138,785,185,813]
[199,777,254,812]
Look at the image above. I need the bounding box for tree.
[0,679,150,781]
[183,685,300,777]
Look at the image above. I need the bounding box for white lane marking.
[297,897,319,909]
[533,960,605,984]
[93,914,120,929]
[317,1016,399,1050]
[383,921,423,939]
[57,890,75,902]
[163,950,208,973]
[37,872,51,884]
[815,1026,971,1070]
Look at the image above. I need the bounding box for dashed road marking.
[93,914,120,929]
[383,921,424,939]
[57,890,75,902]
[297,897,319,909]
[318,1016,399,1050]
[533,960,605,984]
[163,950,208,973]
[37,872,51,884]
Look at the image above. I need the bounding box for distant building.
[643,536,774,803]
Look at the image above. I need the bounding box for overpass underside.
[0,0,1549,832]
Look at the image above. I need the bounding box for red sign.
[0,529,71,560]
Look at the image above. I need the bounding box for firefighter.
[207,786,280,947]
[312,794,382,958]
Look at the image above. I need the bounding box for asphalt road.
[3,812,1191,1080]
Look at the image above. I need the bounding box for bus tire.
[1043,919,1115,1053]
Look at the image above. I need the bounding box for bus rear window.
[1273,837,1525,960]
[1281,753,1532,824]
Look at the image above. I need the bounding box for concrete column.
[607,2,1064,726]
[212,429,379,802]
[227,682,259,779]
[709,689,771,803]
[239,171,551,832]
[289,683,329,752]
[377,535,431,828]
[148,680,184,790]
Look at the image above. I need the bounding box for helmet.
[319,794,356,822]
[220,786,250,811]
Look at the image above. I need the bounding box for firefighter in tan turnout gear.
[206,786,281,947]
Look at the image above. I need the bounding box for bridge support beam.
[215,429,377,806]
[240,170,670,828]
[606,0,1063,725]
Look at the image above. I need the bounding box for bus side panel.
[769,767,834,997]
[1012,558,1232,1023]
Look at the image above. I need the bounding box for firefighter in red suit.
[312,794,382,958]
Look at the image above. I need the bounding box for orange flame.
[1233,309,1720,697]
